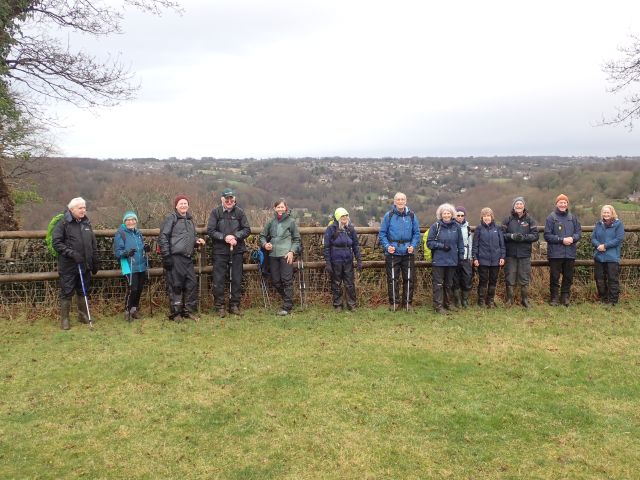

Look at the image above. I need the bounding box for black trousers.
[59,266,91,300]
[124,272,146,310]
[165,255,198,314]
[330,261,356,308]
[477,266,500,301]
[594,261,620,303]
[432,265,456,309]
[269,256,294,311]
[212,253,244,309]
[549,258,575,298]
[453,260,473,291]
[385,254,415,306]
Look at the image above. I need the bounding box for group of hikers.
[51,189,625,329]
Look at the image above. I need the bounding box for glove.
[127,248,137,257]
[143,243,151,253]
[163,256,173,270]
[91,261,99,275]
[71,251,84,264]
[356,259,363,272]
[514,233,524,241]
[442,244,451,252]
[325,262,333,275]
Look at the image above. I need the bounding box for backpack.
[250,248,270,277]
[421,222,441,262]
[45,213,65,257]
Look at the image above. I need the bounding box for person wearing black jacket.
[502,197,539,308]
[206,188,251,317]
[158,195,206,321]
[52,197,99,330]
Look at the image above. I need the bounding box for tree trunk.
[0,162,18,230]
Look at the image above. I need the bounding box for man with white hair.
[52,197,99,330]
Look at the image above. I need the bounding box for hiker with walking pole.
[114,211,150,322]
[379,192,421,312]
[159,195,206,322]
[324,207,362,311]
[297,238,307,310]
[427,203,464,314]
[260,198,300,316]
[206,187,251,317]
[51,197,99,330]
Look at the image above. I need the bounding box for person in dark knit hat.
[452,205,473,308]
[543,193,582,306]
[158,195,205,321]
[501,197,539,308]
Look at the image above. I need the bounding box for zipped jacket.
[472,221,506,266]
[323,220,361,264]
[207,204,251,255]
[113,225,148,273]
[52,209,98,273]
[378,206,421,256]
[259,211,301,258]
[544,209,582,259]
[592,218,624,264]
[502,210,539,258]
[158,210,197,258]
[427,219,464,267]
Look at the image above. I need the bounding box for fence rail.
[1,225,640,310]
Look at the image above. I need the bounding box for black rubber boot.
[452,289,462,308]
[461,290,470,308]
[477,287,486,307]
[76,295,90,324]
[521,286,531,308]
[504,286,514,307]
[560,292,570,307]
[60,298,71,330]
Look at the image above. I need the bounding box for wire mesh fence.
[1,227,640,316]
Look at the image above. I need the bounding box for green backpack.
[45,213,65,257]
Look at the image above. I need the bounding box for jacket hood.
[64,209,89,223]
[174,208,193,220]
[119,223,139,233]
[392,205,412,215]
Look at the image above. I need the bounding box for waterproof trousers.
[549,258,575,300]
[165,254,198,315]
[269,256,294,312]
[432,265,456,310]
[453,260,473,292]
[385,254,415,308]
[504,257,532,287]
[594,261,620,304]
[477,265,500,305]
[124,272,146,311]
[212,252,244,309]
[330,261,356,309]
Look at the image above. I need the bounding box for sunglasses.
[456,214,465,217]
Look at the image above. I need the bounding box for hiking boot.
[334,305,343,312]
[560,293,570,307]
[549,295,559,307]
[182,311,200,322]
[129,307,142,320]
[229,305,241,316]
[60,298,71,330]
[124,309,132,322]
[434,306,446,315]
[277,309,289,316]
[486,300,496,309]
[215,307,226,318]
[461,290,470,308]
[444,303,458,312]
[452,289,462,308]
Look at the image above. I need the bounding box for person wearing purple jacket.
[472,207,506,308]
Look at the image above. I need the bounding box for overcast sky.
[49,0,640,159]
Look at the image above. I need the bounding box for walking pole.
[391,255,396,312]
[77,264,93,329]
[125,256,134,322]
[228,244,234,308]
[145,252,153,316]
[406,256,411,312]
[198,248,203,314]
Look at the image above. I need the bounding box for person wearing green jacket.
[259,198,301,315]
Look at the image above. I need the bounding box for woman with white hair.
[472,207,505,308]
[592,204,625,305]
[51,197,99,330]
[427,203,464,314]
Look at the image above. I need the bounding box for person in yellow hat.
[323,207,362,311]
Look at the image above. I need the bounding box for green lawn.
[1,303,639,479]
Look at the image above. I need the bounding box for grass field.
[1,303,639,479]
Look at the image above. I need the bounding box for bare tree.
[603,33,640,129]
[0,0,179,230]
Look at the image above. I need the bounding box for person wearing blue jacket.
[324,208,362,311]
[592,204,625,305]
[113,211,150,321]
[379,192,421,311]
[544,194,582,306]
[472,207,506,308]
[427,203,464,313]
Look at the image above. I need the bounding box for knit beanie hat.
[122,211,138,223]
[555,194,569,204]
[512,197,526,209]
[174,195,189,207]
[455,206,466,216]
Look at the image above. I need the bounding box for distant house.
[629,191,640,202]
